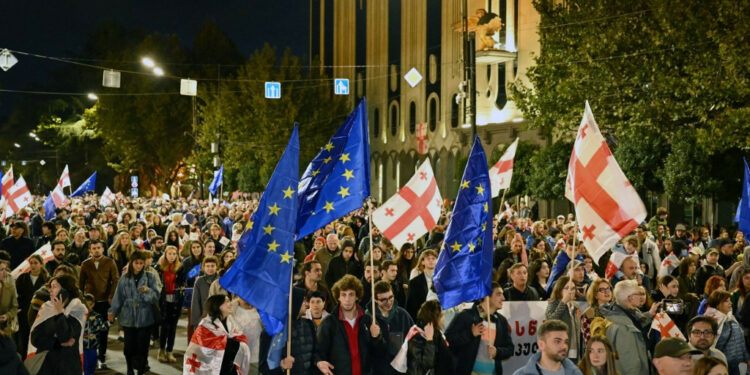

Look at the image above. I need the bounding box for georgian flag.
[183,316,251,375]
[658,252,680,278]
[372,159,442,249]
[489,137,518,197]
[100,187,116,207]
[58,164,71,188]
[604,250,639,279]
[51,184,68,208]
[650,311,685,339]
[11,243,53,279]
[391,325,426,373]
[0,167,14,215]
[6,176,32,215]
[565,102,647,264]
[27,297,87,361]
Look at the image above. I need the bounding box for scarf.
[183,316,251,375]
[704,307,735,338]
[27,298,87,360]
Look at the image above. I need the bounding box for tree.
[527,141,571,200]
[489,140,541,198]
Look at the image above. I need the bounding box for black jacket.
[15,272,48,318]
[316,305,384,375]
[0,335,27,375]
[444,302,514,375]
[30,313,83,375]
[369,305,415,375]
[324,255,362,288]
[407,328,452,375]
[406,273,429,320]
[1,236,35,270]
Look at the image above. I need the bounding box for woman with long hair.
[109,231,137,272]
[155,246,184,363]
[16,254,49,357]
[581,278,613,343]
[182,241,205,288]
[406,299,451,375]
[108,251,160,375]
[677,257,698,299]
[546,275,583,362]
[692,356,728,375]
[149,214,167,238]
[704,290,750,375]
[29,274,87,375]
[578,336,619,375]
[395,243,417,289]
[528,259,550,300]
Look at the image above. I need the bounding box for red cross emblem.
[582,225,596,240]
[381,178,438,240]
[187,353,202,373]
[578,123,589,140]
[384,208,395,217]
[419,171,427,180]
[407,233,415,241]
[416,123,429,155]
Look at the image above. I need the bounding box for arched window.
[409,101,416,134]
[451,94,460,128]
[390,103,398,136]
[372,109,380,138]
[428,97,438,131]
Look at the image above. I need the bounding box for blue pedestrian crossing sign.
[334,78,349,95]
[265,81,281,99]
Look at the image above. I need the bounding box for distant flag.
[50,185,68,208]
[565,102,646,264]
[296,98,370,239]
[5,176,32,215]
[58,164,71,188]
[372,158,442,249]
[433,136,493,309]
[734,157,750,235]
[489,137,518,197]
[70,171,97,197]
[100,187,117,207]
[220,125,299,337]
[208,164,223,196]
[11,243,54,279]
[0,167,15,216]
[43,194,56,221]
[650,311,685,340]
[658,252,680,278]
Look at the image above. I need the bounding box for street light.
[141,57,155,68]
[87,93,98,100]
[28,132,36,138]
[153,67,164,76]
[13,143,20,148]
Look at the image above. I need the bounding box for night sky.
[0,0,310,118]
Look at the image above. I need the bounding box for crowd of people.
[0,193,746,375]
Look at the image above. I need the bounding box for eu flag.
[296,98,370,239]
[44,193,56,221]
[70,171,97,197]
[208,164,223,196]
[735,157,750,234]
[433,136,493,309]
[220,125,299,335]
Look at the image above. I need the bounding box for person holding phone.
[28,274,87,375]
[108,251,160,375]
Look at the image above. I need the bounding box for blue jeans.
[83,348,98,375]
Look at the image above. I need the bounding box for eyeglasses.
[377,295,394,303]
[690,330,715,337]
[597,287,612,293]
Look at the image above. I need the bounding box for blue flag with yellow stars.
[735,157,750,235]
[433,136,493,310]
[70,171,97,197]
[296,98,370,239]
[219,125,299,335]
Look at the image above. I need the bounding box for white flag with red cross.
[6,176,32,215]
[489,137,519,197]
[650,311,685,339]
[604,250,639,279]
[50,184,68,208]
[100,187,116,207]
[565,102,647,264]
[372,158,442,249]
[0,167,15,213]
[11,243,53,279]
[58,164,71,188]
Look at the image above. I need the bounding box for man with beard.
[79,239,120,369]
[686,316,727,364]
[149,236,165,261]
[513,320,583,375]
[295,260,332,312]
[45,240,75,276]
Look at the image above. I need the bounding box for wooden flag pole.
[285,262,294,375]
[368,199,376,316]
[497,188,508,218]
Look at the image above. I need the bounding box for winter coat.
[545,299,583,361]
[512,352,583,375]
[407,327,451,375]
[369,305,414,375]
[601,303,651,375]
[0,275,18,335]
[324,255,362,288]
[190,274,218,326]
[406,273,429,320]
[316,304,384,375]
[30,307,83,375]
[444,302,514,375]
[108,270,160,328]
[704,307,750,375]
[729,246,750,289]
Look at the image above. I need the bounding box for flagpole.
[368,198,376,316]
[498,188,508,218]
[285,262,293,375]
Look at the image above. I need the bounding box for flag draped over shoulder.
[296,98,370,239]
[183,316,251,375]
[433,136,493,309]
[70,171,97,197]
[735,157,750,234]
[209,164,223,196]
[220,125,299,336]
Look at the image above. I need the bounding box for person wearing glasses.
[686,316,728,365]
[369,280,414,375]
[581,279,613,343]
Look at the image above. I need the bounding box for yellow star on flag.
[461,180,470,189]
[323,156,332,164]
[280,251,293,263]
[339,153,350,163]
[262,224,275,235]
[478,236,483,246]
[323,201,335,213]
[323,142,334,152]
[246,220,254,230]
[475,184,485,196]
[467,242,476,253]
[482,222,487,231]
[282,186,295,199]
[337,186,350,199]
[483,202,489,212]
[312,169,320,177]
[342,169,355,181]
[267,240,280,252]
[451,241,462,253]
[268,203,281,216]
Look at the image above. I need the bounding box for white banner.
[499,301,548,373]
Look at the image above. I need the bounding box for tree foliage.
[489,140,541,197]
[527,141,571,200]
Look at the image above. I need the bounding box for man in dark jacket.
[316,274,384,375]
[380,260,406,308]
[445,282,514,375]
[504,263,540,301]
[368,280,414,375]
[262,287,317,375]
[1,221,35,269]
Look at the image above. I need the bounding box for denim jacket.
[109,271,159,328]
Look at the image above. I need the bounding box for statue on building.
[453,9,503,51]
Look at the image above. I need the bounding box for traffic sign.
[0,49,18,72]
[404,67,423,88]
[131,188,138,197]
[334,78,350,95]
[131,176,138,188]
[265,82,281,99]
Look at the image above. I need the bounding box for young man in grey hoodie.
[513,319,583,375]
